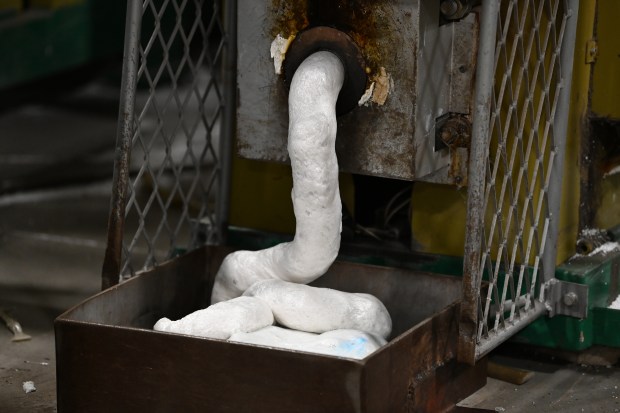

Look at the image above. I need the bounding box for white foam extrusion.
[153,296,274,340]
[211,51,345,303]
[243,279,392,339]
[229,326,387,360]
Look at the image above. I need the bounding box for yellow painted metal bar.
[591,0,620,119]
[556,0,596,263]
[592,0,620,229]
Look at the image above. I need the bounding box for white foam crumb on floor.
[609,294,620,309]
[591,242,620,256]
[604,164,620,178]
[22,381,36,393]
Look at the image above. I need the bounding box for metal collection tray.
[55,246,486,412]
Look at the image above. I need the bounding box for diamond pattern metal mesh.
[472,0,571,357]
[120,0,231,278]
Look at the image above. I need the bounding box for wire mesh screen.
[104,0,235,284]
[460,0,578,362]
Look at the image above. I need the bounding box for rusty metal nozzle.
[284,26,367,116]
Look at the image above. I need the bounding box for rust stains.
[270,0,393,81]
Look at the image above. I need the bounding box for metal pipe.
[458,0,500,365]
[101,0,142,290]
[215,0,238,245]
[542,0,580,284]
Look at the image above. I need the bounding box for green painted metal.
[514,249,620,350]
[0,0,125,89]
[593,307,620,347]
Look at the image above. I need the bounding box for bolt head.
[563,292,578,307]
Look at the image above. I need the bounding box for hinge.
[586,39,598,64]
[543,279,589,319]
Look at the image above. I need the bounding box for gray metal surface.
[102,0,142,289]
[236,0,477,184]
[541,0,579,283]
[103,0,236,284]
[545,279,588,319]
[460,0,579,363]
[459,0,500,364]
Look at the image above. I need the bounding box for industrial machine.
[55,0,620,411]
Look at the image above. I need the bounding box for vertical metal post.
[215,0,237,245]
[541,0,580,285]
[101,0,142,290]
[458,0,500,365]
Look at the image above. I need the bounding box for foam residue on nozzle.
[270,34,295,75]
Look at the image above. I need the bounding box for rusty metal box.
[55,246,485,412]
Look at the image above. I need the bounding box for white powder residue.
[229,326,386,360]
[590,242,620,256]
[270,34,294,75]
[22,381,36,394]
[609,294,620,310]
[581,227,605,237]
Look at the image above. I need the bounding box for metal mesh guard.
[461,0,576,362]
[104,0,234,283]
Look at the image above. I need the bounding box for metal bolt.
[440,0,460,18]
[438,116,472,148]
[563,292,578,307]
[589,46,597,56]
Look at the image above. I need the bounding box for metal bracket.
[543,279,589,319]
[585,39,598,64]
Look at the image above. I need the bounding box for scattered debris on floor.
[0,307,32,342]
[22,381,36,394]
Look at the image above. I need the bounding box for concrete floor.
[0,78,117,412]
[1,80,620,412]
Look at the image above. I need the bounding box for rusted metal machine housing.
[56,246,486,412]
[236,0,478,185]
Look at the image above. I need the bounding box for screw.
[440,0,460,17]
[563,292,578,307]
[589,46,598,56]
